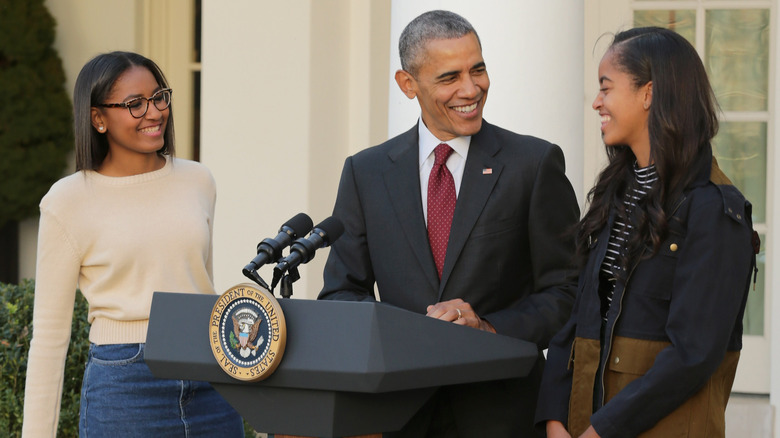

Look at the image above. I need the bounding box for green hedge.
[0,280,258,437]
[0,279,88,437]
[0,0,74,228]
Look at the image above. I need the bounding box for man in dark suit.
[318,10,580,437]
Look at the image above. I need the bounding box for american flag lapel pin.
[482,168,493,175]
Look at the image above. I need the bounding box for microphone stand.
[242,268,271,292]
[278,267,300,299]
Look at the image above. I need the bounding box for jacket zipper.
[598,194,688,406]
[599,249,643,407]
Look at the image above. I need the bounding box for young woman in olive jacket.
[536,27,757,438]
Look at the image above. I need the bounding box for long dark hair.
[73,51,175,171]
[578,27,719,269]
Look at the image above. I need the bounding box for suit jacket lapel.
[439,123,503,296]
[384,126,440,292]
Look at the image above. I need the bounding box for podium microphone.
[272,216,344,286]
[242,213,313,276]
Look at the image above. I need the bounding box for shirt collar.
[417,118,471,167]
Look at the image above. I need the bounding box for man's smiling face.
[405,32,489,141]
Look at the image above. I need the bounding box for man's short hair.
[399,10,481,77]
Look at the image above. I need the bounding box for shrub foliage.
[0,279,89,437]
[0,0,73,228]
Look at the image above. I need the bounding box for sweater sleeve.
[206,170,216,283]
[22,208,81,438]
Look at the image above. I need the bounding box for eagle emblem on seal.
[210,284,287,381]
[230,308,264,358]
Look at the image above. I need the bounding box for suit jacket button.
[614,357,620,364]
[670,243,678,252]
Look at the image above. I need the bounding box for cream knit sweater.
[22,157,217,437]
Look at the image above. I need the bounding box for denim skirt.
[79,343,244,437]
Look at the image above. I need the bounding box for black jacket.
[536,149,756,437]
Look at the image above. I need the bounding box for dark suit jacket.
[319,120,580,436]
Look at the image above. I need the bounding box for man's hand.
[578,425,601,438]
[426,298,496,333]
[546,420,572,438]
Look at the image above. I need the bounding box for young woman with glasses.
[22,51,244,437]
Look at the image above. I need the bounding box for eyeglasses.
[98,88,173,118]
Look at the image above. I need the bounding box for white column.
[388,0,586,205]
[201,2,315,292]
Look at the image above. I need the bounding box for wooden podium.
[145,292,538,437]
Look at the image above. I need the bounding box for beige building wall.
[46,0,140,86]
[201,1,391,297]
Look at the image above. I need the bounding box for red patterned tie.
[427,143,456,279]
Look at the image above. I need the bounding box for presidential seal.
[209,283,287,381]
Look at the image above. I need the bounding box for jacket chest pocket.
[627,220,686,301]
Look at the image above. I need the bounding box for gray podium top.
[145,292,539,436]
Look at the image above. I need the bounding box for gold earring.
[643,103,649,110]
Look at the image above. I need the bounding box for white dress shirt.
[417,119,471,224]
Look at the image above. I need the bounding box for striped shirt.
[598,164,658,322]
